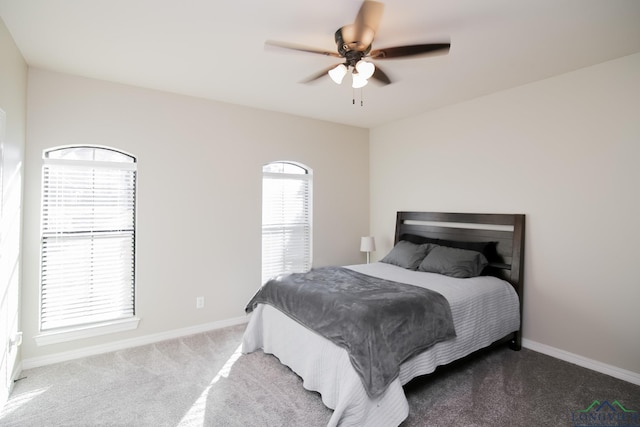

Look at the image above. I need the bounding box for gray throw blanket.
[245,267,456,398]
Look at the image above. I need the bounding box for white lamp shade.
[360,236,376,252]
[328,64,347,84]
[351,71,369,89]
[355,60,375,80]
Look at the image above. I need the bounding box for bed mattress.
[242,262,520,426]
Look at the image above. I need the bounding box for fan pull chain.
[352,88,364,107]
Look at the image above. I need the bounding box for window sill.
[34,317,141,346]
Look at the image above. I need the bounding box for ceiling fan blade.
[371,65,391,85]
[265,40,342,58]
[340,0,384,51]
[355,0,384,36]
[370,43,450,59]
[300,64,343,84]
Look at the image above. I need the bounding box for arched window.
[38,146,138,340]
[262,161,312,284]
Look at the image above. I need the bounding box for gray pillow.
[418,245,488,278]
[380,241,433,270]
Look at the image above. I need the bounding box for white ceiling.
[1,0,639,129]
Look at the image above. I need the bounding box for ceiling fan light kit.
[329,60,375,88]
[328,64,348,84]
[265,0,451,100]
[355,60,375,80]
[351,71,369,89]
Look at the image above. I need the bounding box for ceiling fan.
[265,0,450,88]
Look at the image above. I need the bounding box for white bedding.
[242,262,520,427]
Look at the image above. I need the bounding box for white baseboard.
[19,322,640,387]
[522,338,640,386]
[21,316,249,370]
[0,360,24,409]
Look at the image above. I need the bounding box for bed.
[242,211,525,426]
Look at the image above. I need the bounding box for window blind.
[262,166,311,284]
[40,150,136,331]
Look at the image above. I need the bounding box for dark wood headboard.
[394,211,525,348]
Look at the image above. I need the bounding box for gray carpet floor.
[1,324,639,426]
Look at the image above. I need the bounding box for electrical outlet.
[196,296,205,309]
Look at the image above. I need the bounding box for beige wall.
[0,17,27,403]
[12,41,640,380]
[21,69,369,360]
[370,53,640,375]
